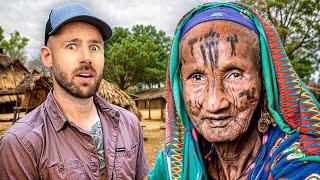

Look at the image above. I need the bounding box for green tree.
[0,26,29,63]
[104,25,171,90]
[0,26,4,42]
[244,0,320,80]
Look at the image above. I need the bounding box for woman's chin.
[198,123,246,143]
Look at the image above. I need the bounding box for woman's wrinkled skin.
[180,21,262,179]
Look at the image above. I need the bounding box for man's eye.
[91,45,100,51]
[191,74,204,81]
[67,44,76,50]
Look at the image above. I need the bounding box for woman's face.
[180,21,261,142]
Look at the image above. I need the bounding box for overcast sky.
[0,0,228,58]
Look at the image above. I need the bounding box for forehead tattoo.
[226,34,238,57]
[198,29,220,69]
[188,37,198,59]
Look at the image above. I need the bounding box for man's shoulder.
[0,105,45,163]
[4,105,45,142]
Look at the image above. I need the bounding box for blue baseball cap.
[45,3,112,45]
[181,6,258,38]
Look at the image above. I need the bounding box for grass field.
[0,119,165,169]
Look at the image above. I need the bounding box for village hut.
[134,88,166,120]
[17,70,53,113]
[0,49,29,113]
[98,79,141,119]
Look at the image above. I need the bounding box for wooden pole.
[11,65,19,123]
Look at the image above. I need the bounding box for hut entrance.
[0,102,16,113]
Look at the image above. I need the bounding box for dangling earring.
[258,108,273,133]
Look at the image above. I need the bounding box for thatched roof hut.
[17,70,52,93]
[98,79,141,119]
[0,51,29,113]
[0,54,29,95]
[135,88,166,101]
[134,88,166,120]
[17,70,53,111]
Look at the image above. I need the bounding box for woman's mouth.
[202,115,233,127]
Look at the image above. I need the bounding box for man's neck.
[208,125,261,180]
[53,85,98,131]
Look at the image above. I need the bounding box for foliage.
[0,26,4,42]
[244,0,320,80]
[104,25,171,90]
[0,26,29,63]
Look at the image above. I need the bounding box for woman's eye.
[191,74,204,81]
[91,45,100,51]
[229,72,242,79]
[67,44,76,50]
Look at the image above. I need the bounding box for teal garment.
[149,1,320,180]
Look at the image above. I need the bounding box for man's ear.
[40,45,53,68]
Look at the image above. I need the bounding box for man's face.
[48,22,105,98]
[180,21,261,142]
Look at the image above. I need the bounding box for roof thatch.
[0,54,29,103]
[98,79,141,119]
[135,88,166,100]
[17,70,53,93]
[0,95,19,104]
[0,54,29,72]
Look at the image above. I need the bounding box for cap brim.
[48,15,112,41]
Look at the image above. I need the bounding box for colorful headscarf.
[149,1,320,179]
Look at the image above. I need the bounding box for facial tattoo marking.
[226,34,238,57]
[199,29,220,69]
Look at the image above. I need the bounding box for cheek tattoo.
[238,87,256,103]
[226,34,238,57]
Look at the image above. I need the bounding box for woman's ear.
[40,46,53,68]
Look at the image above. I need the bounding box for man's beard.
[52,61,103,99]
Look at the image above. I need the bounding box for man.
[0,3,148,179]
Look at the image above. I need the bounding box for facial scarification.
[226,34,238,57]
[188,37,198,59]
[180,21,261,143]
[199,29,220,69]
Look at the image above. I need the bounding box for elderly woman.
[149,1,320,180]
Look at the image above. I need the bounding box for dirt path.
[140,119,165,168]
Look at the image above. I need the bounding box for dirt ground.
[140,119,166,168]
[0,122,12,136]
[0,119,165,169]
